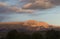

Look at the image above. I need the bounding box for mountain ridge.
[0,20,60,31]
[0,20,49,28]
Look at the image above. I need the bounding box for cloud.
[50,0,60,5]
[0,0,8,2]
[9,6,34,13]
[0,2,9,13]
[0,2,34,13]
[22,0,53,9]
[0,2,8,7]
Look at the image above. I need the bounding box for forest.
[0,29,60,39]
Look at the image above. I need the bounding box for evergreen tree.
[32,32,43,39]
[46,29,60,39]
[18,32,31,39]
[6,29,18,39]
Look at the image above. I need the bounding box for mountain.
[0,20,60,31]
[0,20,50,32]
[0,20,60,37]
[0,20,49,27]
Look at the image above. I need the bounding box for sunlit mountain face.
[0,0,60,25]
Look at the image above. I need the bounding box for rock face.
[23,20,49,28]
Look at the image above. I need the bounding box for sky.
[0,0,60,25]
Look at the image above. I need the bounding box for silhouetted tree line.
[1,29,60,39]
